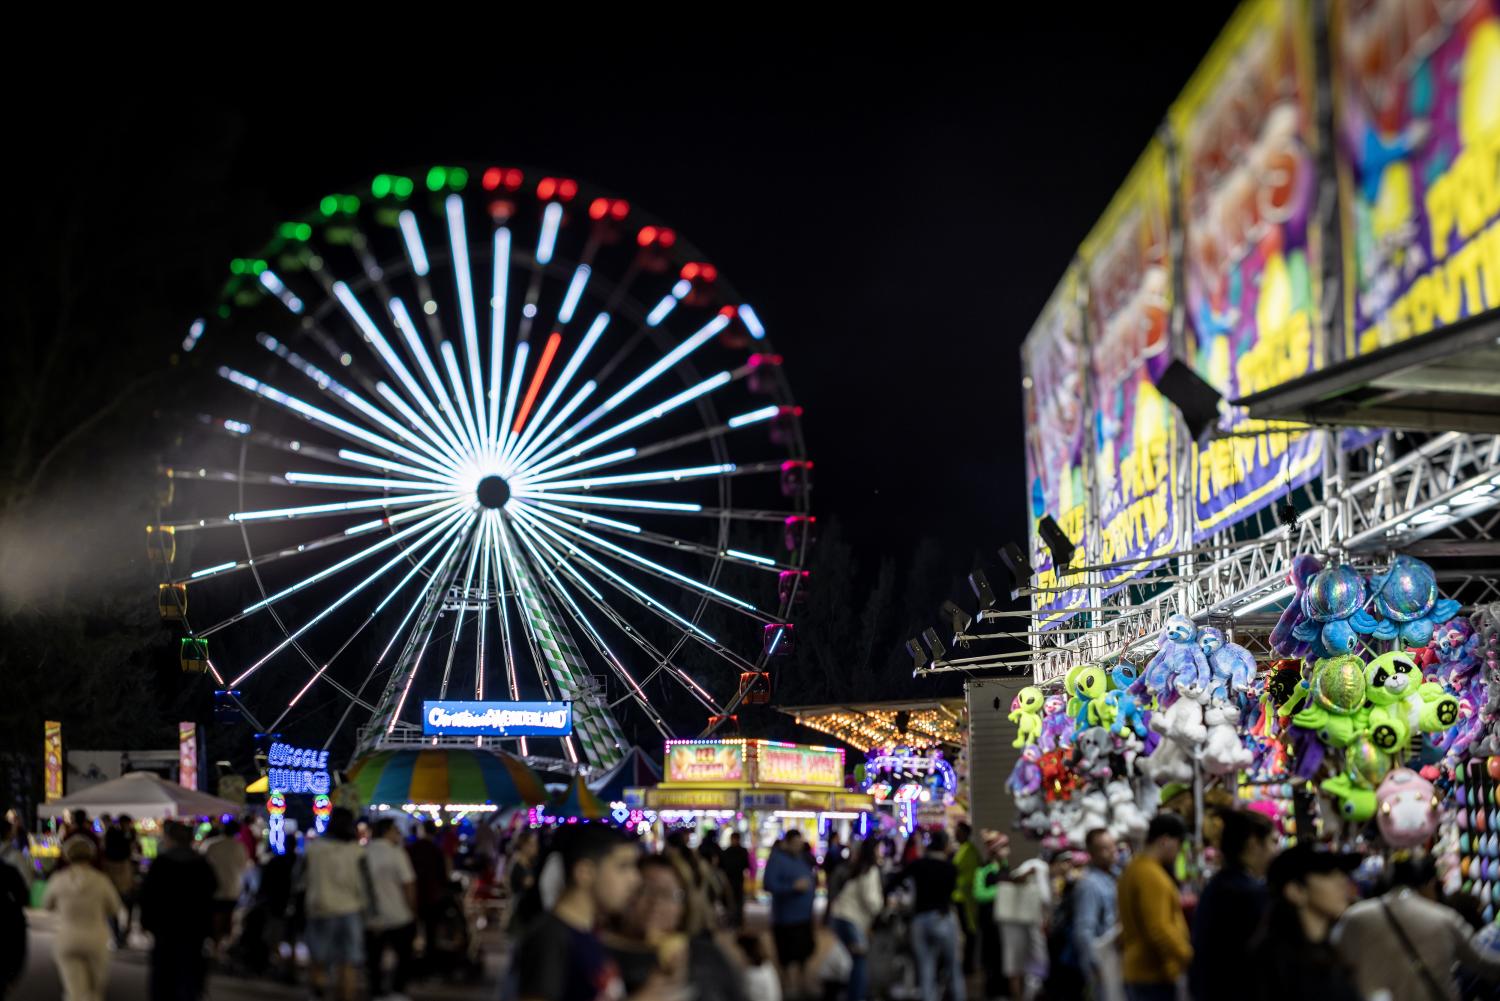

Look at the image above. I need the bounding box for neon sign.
[266,742,330,795]
[422,700,573,737]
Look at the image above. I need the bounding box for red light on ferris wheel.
[482,167,503,191]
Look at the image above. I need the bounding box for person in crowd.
[140,820,216,1001]
[739,933,783,1001]
[1333,853,1500,1000]
[0,815,30,888]
[42,836,120,1001]
[235,814,259,861]
[828,838,885,1001]
[1189,808,1273,1001]
[951,821,980,977]
[901,828,965,1001]
[764,829,818,998]
[65,810,98,857]
[971,830,1010,1001]
[999,854,1051,1001]
[822,832,848,890]
[1071,827,1121,1001]
[303,807,366,1001]
[1248,843,1362,1001]
[902,831,923,866]
[506,829,542,933]
[721,831,751,928]
[101,814,138,948]
[406,818,449,965]
[1117,812,1191,1001]
[512,824,678,1001]
[603,852,746,999]
[365,817,418,1001]
[202,818,248,951]
[0,828,26,998]
[695,835,733,928]
[249,830,300,983]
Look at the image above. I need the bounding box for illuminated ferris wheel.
[154,165,812,770]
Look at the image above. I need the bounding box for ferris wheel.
[153,165,813,771]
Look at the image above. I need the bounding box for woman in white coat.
[827,839,886,1001]
[42,836,122,1001]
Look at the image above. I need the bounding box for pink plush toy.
[1376,767,1440,848]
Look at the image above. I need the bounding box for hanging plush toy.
[1366,555,1463,647]
[1071,666,1110,729]
[1039,749,1077,803]
[1079,789,1112,841]
[1321,774,1377,823]
[1202,701,1254,776]
[1290,654,1369,748]
[1140,615,1210,697]
[1105,779,1150,840]
[1363,650,1460,753]
[1271,554,1324,657]
[1151,677,1209,747]
[1009,686,1046,749]
[1139,732,1194,786]
[1198,626,1258,700]
[1376,768,1440,848]
[1104,662,1149,738]
[1291,564,1375,658]
[1039,694,1077,752]
[1007,746,1043,797]
[1071,727,1114,783]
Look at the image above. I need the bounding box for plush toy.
[1007,746,1043,797]
[1151,678,1208,747]
[1071,727,1114,783]
[1017,791,1050,836]
[1051,800,1087,848]
[1293,563,1379,658]
[1198,626,1258,699]
[1290,654,1369,748]
[1039,749,1077,803]
[1366,555,1463,647]
[1009,686,1046,749]
[1079,789,1112,842]
[1202,701,1253,776]
[1362,650,1460,753]
[1140,615,1209,696]
[1072,666,1110,729]
[1103,689,1148,738]
[1039,695,1077,752]
[1272,554,1324,657]
[1376,767,1440,848]
[1139,730,1194,786]
[1471,603,1500,757]
[1105,779,1149,840]
[1321,774,1376,823]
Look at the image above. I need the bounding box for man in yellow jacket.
[1117,812,1191,1001]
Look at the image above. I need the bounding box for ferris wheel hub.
[475,475,511,509]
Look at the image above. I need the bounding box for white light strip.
[511,491,702,513]
[738,304,765,339]
[258,270,304,313]
[514,447,636,486]
[509,515,603,602]
[510,506,717,641]
[497,341,530,459]
[1232,584,1296,618]
[508,381,597,473]
[218,366,453,477]
[516,502,755,610]
[190,562,238,579]
[399,210,430,276]
[446,194,488,454]
[504,314,609,466]
[558,265,591,325]
[526,500,642,534]
[439,340,483,452]
[371,383,469,469]
[284,472,451,491]
[182,318,205,353]
[599,314,730,415]
[536,202,563,265]
[645,295,677,327]
[343,496,468,537]
[726,549,776,566]
[728,405,780,428]
[488,228,511,445]
[241,503,462,616]
[389,298,473,456]
[523,371,733,476]
[230,490,459,523]
[337,449,455,484]
[527,462,734,491]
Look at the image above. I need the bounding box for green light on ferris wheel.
[425,166,447,192]
[319,195,339,217]
[393,176,414,199]
[372,174,392,198]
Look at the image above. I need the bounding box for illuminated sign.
[645,788,740,810]
[178,722,198,791]
[665,742,746,784]
[422,700,573,737]
[44,721,62,801]
[266,742,330,795]
[756,744,844,789]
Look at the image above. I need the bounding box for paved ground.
[13,910,502,1000]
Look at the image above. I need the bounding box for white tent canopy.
[38,771,240,820]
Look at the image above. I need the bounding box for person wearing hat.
[1117,813,1191,1001]
[1331,854,1500,1001]
[41,834,122,1001]
[970,830,1010,1000]
[1245,842,1362,1001]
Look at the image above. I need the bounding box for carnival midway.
[6,3,1500,1001]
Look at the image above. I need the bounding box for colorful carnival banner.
[1334,0,1500,355]
[1022,270,1091,626]
[664,741,746,785]
[1173,0,1326,538]
[1081,140,1179,591]
[178,722,198,791]
[44,721,62,801]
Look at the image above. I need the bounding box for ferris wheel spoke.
[519,502,789,573]
[496,519,580,765]
[255,332,463,477]
[473,512,497,701]
[517,460,772,492]
[436,516,486,701]
[516,370,734,477]
[370,383,470,470]
[486,228,512,446]
[218,365,457,480]
[388,297,479,456]
[496,342,530,463]
[335,449,459,485]
[507,521,672,735]
[225,505,470,686]
[268,509,475,728]
[444,195,490,455]
[167,491,459,532]
[279,472,455,493]
[514,492,801,524]
[438,340,485,459]
[504,380,598,473]
[503,310,610,466]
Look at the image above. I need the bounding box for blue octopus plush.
[1291,564,1377,658]
[1198,626,1258,701]
[1366,555,1462,647]
[1139,614,1210,697]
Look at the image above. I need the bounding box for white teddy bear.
[1202,700,1253,776]
[1079,789,1112,844]
[1150,680,1208,747]
[1105,779,1149,840]
[1140,734,1194,786]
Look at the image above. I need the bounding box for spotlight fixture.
[906,638,928,671]
[920,627,947,662]
[1155,358,1223,442]
[999,542,1032,598]
[968,569,997,610]
[940,600,973,641]
[1037,515,1077,569]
